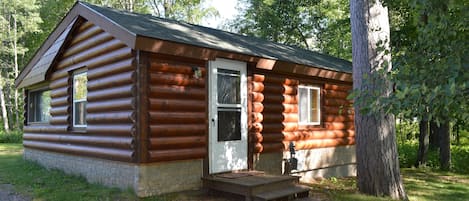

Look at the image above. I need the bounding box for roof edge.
[16,1,138,88]
[15,1,81,88]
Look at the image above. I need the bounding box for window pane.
[298,87,308,123]
[217,108,241,141]
[74,101,86,126]
[217,69,240,104]
[298,86,321,125]
[310,89,319,123]
[28,90,51,123]
[40,91,51,122]
[73,71,87,126]
[74,73,87,101]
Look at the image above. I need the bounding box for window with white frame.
[28,89,51,123]
[298,85,321,125]
[73,71,87,127]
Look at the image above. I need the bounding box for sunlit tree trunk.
[13,15,20,129]
[0,84,9,132]
[350,0,407,199]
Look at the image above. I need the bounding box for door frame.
[208,58,248,174]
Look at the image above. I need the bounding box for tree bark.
[415,119,429,167]
[0,85,10,132]
[350,0,407,199]
[438,121,451,170]
[13,16,20,129]
[429,121,439,149]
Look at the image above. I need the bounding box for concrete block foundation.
[24,148,203,197]
[253,145,356,182]
[287,145,357,182]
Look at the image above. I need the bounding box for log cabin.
[15,2,356,197]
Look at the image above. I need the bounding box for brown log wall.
[23,20,137,162]
[249,69,354,153]
[147,55,207,162]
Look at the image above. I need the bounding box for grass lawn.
[0,143,139,201]
[1,143,469,201]
[307,168,469,201]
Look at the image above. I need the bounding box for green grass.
[306,139,469,201]
[1,143,469,201]
[0,143,141,201]
[308,168,469,201]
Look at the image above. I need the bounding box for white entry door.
[208,58,248,174]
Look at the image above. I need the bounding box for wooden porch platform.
[202,172,314,201]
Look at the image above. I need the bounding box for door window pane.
[217,109,241,141]
[217,69,240,104]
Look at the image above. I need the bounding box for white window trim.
[298,85,321,126]
[72,70,87,128]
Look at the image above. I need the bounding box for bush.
[396,118,419,143]
[0,130,23,143]
[398,140,469,174]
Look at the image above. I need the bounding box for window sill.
[298,123,323,130]
[26,122,50,126]
[70,127,87,133]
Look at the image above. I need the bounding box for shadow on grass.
[305,168,469,201]
[403,168,469,201]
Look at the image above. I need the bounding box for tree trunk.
[350,0,407,199]
[0,86,10,132]
[13,16,20,129]
[429,121,439,149]
[438,121,451,170]
[415,119,429,167]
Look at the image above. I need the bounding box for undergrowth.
[0,130,23,143]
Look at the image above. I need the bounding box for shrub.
[0,130,23,143]
[398,140,469,174]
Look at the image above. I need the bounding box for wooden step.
[293,197,317,201]
[253,185,310,201]
[251,176,299,194]
[203,174,299,196]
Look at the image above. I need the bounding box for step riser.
[253,185,310,201]
[202,174,309,201]
[251,179,298,194]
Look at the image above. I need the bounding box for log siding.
[23,20,137,162]
[146,54,207,162]
[249,69,354,153]
[20,13,354,165]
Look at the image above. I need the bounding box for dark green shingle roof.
[83,2,352,73]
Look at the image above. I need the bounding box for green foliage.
[0,130,22,143]
[314,0,352,60]
[23,0,75,66]
[148,0,218,24]
[398,140,469,174]
[395,118,419,142]
[356,0,469,125]
[229,0,351,60]
[231,0,318,49]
